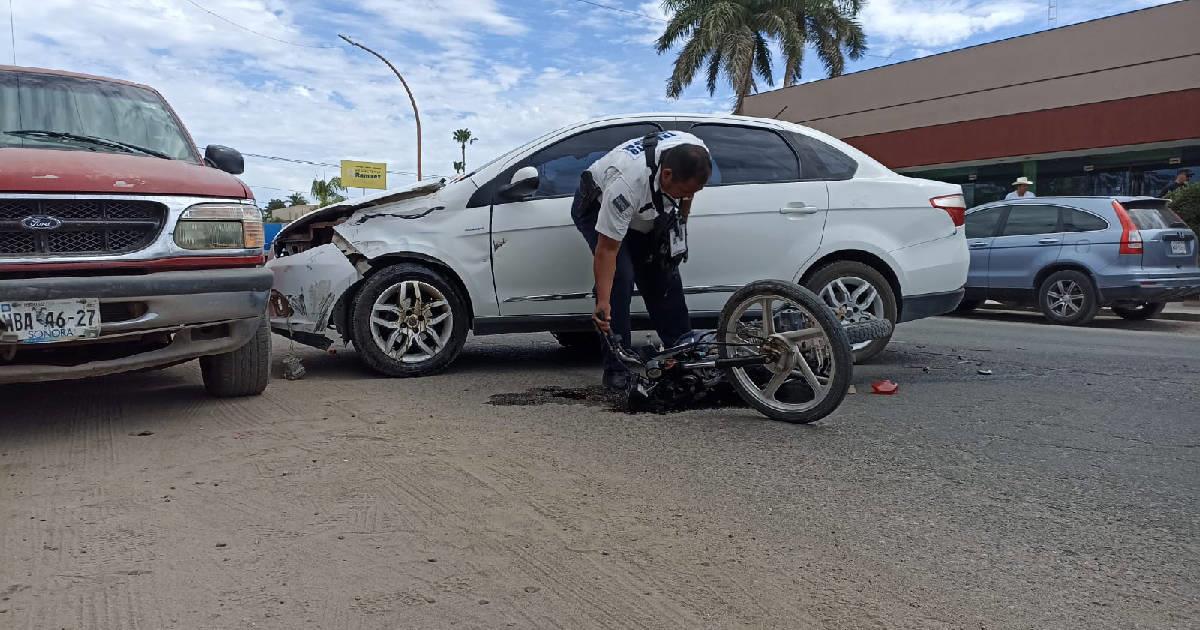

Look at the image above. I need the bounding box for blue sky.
[4,0,1176,201]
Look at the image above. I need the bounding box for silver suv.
[959,196,1198,324]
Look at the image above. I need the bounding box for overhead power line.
[568,0,667,22]
[178,0,340,49]
[242,152,444,179]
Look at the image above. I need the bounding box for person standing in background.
[1006,177,1036,200]
[1157,169,1192,198]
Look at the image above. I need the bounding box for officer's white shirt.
[1005,191,1037,199]
[588,131,708,242]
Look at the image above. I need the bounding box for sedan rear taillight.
[1112,200,1144,255]
[931,194,966,228]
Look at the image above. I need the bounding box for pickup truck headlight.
[175,203,264,250]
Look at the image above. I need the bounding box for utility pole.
[339,34,422,180]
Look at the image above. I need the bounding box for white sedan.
[267,113,968,376]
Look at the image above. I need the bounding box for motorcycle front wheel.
[717,280,853,423]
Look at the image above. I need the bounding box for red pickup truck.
[0,65,272,396]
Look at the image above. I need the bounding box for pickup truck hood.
[0,147,250,198]
[272,179,446,253]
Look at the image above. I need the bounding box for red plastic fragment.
[871,380,899,395]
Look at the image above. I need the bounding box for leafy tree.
[286,192,310,207]
[453,160,465,174]
[656,0,867,113]
[310,177,347,208]
[264,198,287,211]
[1166,183,1200,234]
[453,129,477,171]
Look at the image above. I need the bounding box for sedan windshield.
[0,70,195,161]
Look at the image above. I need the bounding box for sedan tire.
[351,263,469,377]
[806,261,897,364]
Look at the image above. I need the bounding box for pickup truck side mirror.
[205,145,245,175]
[498,166,539,201]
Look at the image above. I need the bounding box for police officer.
[570,131,712,391]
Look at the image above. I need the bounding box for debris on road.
[282,355,306,380]
[129,430,154,437]
[977,369,994,375]
[871,380,899,395]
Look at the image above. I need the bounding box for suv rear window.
[1124,201,1188,230]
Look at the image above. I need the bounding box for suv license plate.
[0,299,101,344]
[1171,241,1187,255]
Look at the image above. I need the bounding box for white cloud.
[861,0,1038,51]
[5,0,680,201]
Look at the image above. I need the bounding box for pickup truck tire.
[806,261,897,364]
[1038,270,1099,326]
[1111,302,1166,321]
[351,263,469,377]
[200,316,271,397]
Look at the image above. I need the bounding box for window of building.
[689,124,799,185]
[1000,205,1059,236]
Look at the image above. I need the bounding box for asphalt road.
[1,311,1197,629]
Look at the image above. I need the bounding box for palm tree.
[656,0,867,113]
[452,129,476,172]
[286,192,309,207]
[310,177,347,208]
[782,0,867,87]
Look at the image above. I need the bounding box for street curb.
[979,303,1200,323]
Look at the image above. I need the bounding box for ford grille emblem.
[20,215,63,230]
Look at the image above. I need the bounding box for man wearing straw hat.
[1005,177,1036,200]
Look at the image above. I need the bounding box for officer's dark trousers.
[572,199,692,373]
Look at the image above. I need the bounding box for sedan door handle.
[1038,237,1061,244]
[969,241,989,249]
[780,202,818,215]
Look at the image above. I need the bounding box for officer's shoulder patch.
[611,194,632,214]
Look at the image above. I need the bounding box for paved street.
[2,313,1198,629]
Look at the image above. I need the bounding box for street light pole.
[339,34,422,181]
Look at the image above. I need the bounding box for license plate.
[0,298,101,344]
[1171,241,1187,255]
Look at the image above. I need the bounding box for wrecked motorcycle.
[603,280,892,423]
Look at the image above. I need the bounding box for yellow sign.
[340,160,388,190]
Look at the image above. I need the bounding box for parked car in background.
[267,113,969,377]
[958,196,1199,325]
[0,65,272,396]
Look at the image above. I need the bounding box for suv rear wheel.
[806,261,897,364]
[200,316,270,397]
[351,263,469,377]
[1111,301,1166,321]
[1038,270,1099,326]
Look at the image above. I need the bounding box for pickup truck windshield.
[0,70,195,161]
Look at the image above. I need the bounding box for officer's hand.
[593,302,612,333]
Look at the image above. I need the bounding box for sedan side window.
[965,207,1004,238]
[1062,208,1109,232]
[688,124,799,185]
[786,131,858,180]
[1000,205,1060,237]
[523,123,662,199]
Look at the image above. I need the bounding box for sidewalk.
[1163,301,1200,322]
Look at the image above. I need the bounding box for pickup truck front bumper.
[0,268,271,384]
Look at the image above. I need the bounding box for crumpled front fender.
[266,243,357,341]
